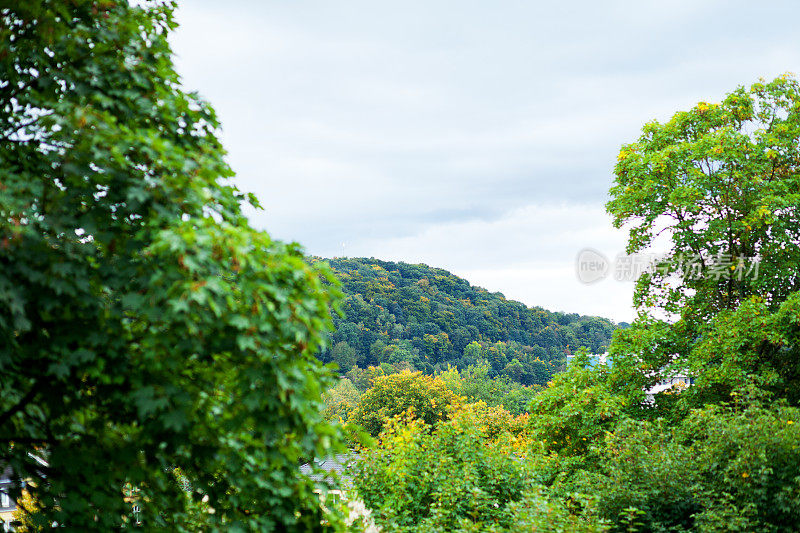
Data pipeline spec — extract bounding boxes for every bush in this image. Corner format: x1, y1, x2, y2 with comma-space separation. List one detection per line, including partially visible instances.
684, 402, 800, 532
355, 407, 529, 532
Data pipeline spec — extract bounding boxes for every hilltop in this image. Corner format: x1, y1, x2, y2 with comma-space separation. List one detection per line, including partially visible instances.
314, 257, 619, 386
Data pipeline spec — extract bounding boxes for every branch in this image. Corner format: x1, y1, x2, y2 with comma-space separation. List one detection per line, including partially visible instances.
674, 209, 706, 266
0, 381, 42, 429
0, 111, 53, 143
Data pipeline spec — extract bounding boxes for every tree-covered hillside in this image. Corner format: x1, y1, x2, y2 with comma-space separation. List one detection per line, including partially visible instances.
314, 257, 618, 386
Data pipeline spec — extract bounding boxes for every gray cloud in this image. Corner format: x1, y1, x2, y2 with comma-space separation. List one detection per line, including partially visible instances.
170, 0, 800, 321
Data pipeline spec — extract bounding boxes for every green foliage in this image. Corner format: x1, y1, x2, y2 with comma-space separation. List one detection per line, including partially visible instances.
608, 74, 800, 318
350, 371, 459, 437
316, 257, 617, 384
581, 418, 699, 532
602, 74, 800, 415
498, 491, 610, 533
1, 2, 342, 530
330, 341, 358, 372
322, 378, 361, 422
683, 402, 800, 532
678, 292, 800, 410
559, 403, 800, 533
345, 365, 391, 392
518, 75, 800, 533
356, 404, 608, 533
437, 361, 539, 416
354, 408, 529, 532
528, 354, 631, 466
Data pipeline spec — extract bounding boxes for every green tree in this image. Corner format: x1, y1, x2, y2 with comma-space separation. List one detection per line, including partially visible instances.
527, 352, 630, 475
422, 332, 451, 364
565, 401, 800, 532
463, 341, 483, 362
675, 292, 800, 411
578, 418, 699, 532
606, 75, 800, 413
350, 370, 458, 437
526, 75, 800, 531
382, 340, 417, 367
683, 402, 800, 531
330, 340, 357, 373
608, 74, 800, 319
322, 378, 361, 422
438, 361, 538, 416
439, 362, 495, 404
345, 365, 388, 392
1, 2, 342, 530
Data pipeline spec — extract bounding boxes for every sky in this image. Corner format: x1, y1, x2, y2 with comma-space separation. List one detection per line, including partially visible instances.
169, 0, 800, 323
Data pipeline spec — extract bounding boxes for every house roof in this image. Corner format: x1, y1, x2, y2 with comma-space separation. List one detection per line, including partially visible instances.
299, 453, 360, 487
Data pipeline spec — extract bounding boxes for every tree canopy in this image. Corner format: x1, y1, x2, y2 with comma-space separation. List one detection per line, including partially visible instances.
349, 370, 458, 437
1, 1, 342, 530
608, 75, 800, 319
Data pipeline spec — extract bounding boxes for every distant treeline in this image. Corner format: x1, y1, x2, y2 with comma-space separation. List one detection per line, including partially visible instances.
314, 257, 621, 386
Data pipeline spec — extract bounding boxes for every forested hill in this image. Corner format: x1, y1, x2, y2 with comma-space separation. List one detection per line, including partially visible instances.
313, 257, 619, 386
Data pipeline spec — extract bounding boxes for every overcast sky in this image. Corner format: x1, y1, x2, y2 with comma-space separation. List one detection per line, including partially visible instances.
170, 0, 800, 322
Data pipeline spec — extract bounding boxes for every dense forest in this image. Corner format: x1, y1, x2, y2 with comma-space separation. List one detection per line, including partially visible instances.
314, 257, 619, 386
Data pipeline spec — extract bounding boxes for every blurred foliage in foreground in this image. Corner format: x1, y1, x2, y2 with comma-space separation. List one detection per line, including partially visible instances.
1, 1, 344, 530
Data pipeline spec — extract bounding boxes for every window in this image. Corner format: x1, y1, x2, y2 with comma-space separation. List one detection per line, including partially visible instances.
0, 487, 11, 509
